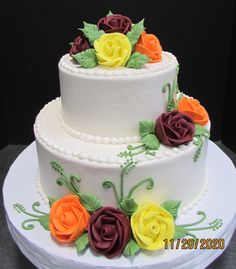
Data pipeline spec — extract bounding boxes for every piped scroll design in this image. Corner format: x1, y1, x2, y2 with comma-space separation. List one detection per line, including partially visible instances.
103, 159, 154, 216
162, 65, 179, 112
12, 160, 223, 258
174, 211, 223, 240
50, 161, 102, 212
13, 202, 49, 231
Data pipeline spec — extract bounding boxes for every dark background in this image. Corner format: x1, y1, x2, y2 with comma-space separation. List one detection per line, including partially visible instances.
0, 0, 235, 151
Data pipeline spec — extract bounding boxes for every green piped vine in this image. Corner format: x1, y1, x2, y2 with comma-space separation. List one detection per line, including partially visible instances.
103, 159, 154, 216
118, 65, 184, 161
13, 202, 49, 231
50, 161, 102, 212
12, 160, 223, 257
118, 144, 156, 159
174, 211, 223, 240
162, 65, 179, 112
160, 65, 210, 162
193, 124, 210, 162
118, 120, 159, 159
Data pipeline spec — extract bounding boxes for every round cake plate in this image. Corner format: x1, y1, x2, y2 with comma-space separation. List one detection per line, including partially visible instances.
3, 141, 236, 269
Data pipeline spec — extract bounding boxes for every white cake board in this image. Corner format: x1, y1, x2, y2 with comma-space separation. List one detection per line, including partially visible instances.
3, 141, 236, 269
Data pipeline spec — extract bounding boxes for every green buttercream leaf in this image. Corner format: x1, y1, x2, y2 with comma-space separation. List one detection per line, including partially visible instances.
107, 10, 113, 16
126, 19, 145, 49
75, 233, 89, 252
79, 193, 102, 212
118, 197, 138, 216
142, 134, 160, 150
38, 214, 50, 231
126, 52, 150, 69
123, 238, 140, 256
161, 200, 181, 220
73, 49, 98, 69
194, 124, 210, 138
168, 102, 178, 112
139, 120, 155, 138
48, 197, 57, 207
174, 225, 188, 240
79, 21, 105, 45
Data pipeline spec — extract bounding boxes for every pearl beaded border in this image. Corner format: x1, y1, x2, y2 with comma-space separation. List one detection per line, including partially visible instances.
34, 98, 197, 165
58, 111, 141, 145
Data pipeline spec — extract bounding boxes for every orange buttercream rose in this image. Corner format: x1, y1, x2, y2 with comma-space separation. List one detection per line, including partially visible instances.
177, 97, 209, 126
49, 195, 90, 243
135, 31, 162, 63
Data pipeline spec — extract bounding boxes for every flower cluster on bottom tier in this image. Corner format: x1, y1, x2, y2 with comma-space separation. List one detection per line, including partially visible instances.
13, 161, 223, 259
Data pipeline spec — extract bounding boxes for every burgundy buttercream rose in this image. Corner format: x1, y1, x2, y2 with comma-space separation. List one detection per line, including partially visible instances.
97, 14, 132, 34
88, 206, 131, 258
69, 32, 91, 56
155, 110, 195, 147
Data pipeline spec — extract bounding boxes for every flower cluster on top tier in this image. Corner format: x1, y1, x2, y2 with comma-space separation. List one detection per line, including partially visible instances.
69, 11, 162, 69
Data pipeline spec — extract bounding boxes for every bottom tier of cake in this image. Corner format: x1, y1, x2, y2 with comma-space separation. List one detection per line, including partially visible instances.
3, 141, 236, 269
34, 98, 208, 213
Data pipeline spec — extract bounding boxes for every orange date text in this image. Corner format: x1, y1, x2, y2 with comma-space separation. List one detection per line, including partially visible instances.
163, 238, 225, 250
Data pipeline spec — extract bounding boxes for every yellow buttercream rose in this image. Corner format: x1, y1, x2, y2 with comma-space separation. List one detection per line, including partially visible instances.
94, 33, 131, 67
131, 203, 175, 250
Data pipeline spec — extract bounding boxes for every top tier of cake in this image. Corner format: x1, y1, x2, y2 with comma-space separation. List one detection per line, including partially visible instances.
59, 51, 178, 141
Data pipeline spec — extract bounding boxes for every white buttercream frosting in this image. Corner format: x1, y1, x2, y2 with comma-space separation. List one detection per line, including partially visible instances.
34, 98, 195, 164
4, 139, 236, 269
34, 98, 208, 210
59, 52, 178, 138
58, 111, 141, 145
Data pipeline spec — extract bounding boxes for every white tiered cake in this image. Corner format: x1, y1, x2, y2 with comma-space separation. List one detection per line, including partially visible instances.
35, 51, 208, 212
7, 13, 231, 268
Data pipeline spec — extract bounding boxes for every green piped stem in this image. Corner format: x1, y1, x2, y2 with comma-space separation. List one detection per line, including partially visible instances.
187, 220, 222, 231
162, 82, 171, 100
186, 232, 197, 240
162, 68, 179, 112
51, 161, 81, 195
179, 211, 206, 227
193, 136, 203, 162
32, 202, 47, 215
146, 149, 156, 156
119, 145, 147, 158
102, 180, 119, 203
127, 144, 144, 151
56, 178, 77, 195
130, 147, 147, 157
162, 82, 176, 111
127, 177, 154, 198
13, 204, 40, 218
22, 219, 39, 230
59, 169, 71, 185
187, 226, 216, 231
69, 175, 81, 194
120, 162, 134, 199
